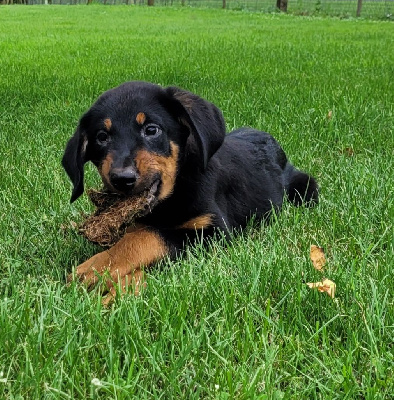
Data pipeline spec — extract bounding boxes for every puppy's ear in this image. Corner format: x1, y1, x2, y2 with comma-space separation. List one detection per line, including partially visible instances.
61, 125, 88, 203
165, 87, 226, 169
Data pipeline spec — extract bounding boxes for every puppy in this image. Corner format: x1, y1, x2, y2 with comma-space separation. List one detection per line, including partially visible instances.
62, 81, 318, 300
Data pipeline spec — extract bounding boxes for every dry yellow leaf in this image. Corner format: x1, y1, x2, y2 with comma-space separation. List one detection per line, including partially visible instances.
306, 279, 336, 298
310, 245, 326, 271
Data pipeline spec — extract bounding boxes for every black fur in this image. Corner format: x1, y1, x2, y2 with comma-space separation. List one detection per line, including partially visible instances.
63, 81, 318, 256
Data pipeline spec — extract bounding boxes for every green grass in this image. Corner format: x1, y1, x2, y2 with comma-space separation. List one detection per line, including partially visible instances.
28, 1, 394, 20
0, 5, 393, 399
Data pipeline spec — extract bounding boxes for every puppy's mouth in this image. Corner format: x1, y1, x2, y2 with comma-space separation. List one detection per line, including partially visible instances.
104, 175, 162, 213
145, 178, 161, 203
125, 177, 159, 216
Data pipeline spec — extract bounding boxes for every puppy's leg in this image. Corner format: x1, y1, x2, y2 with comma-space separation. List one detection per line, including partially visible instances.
102, 269, 146, 306
68, 227, 169, 289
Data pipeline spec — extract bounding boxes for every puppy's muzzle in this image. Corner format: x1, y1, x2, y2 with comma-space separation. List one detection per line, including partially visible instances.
110, 168, 138, 193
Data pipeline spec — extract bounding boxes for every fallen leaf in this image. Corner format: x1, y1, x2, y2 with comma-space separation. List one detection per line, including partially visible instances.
310, 245, 326, 271
307, 279, 336, 298
343, 147, 354, 157
327, 110, 333, 120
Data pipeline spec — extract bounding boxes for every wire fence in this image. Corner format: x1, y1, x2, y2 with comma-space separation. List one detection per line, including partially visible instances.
2, 0, 393, 20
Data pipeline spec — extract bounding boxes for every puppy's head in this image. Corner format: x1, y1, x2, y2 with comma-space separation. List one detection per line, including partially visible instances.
62, 81, 226, 203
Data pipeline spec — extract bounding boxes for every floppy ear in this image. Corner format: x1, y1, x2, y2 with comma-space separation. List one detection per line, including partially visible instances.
165, 87, 226, 169
61, 125, 88, 203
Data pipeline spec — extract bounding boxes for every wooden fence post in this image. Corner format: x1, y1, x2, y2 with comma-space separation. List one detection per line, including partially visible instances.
276, 0, 288, 12
356, 0, 363, 17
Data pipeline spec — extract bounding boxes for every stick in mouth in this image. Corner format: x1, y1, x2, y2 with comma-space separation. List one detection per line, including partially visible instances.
79, 182, 161, 247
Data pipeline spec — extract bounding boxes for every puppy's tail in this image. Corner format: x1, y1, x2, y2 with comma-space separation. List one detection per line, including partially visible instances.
284, 163, 319, 207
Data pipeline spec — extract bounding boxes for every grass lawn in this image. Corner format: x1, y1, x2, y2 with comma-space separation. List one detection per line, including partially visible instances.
0, 5, 393, 399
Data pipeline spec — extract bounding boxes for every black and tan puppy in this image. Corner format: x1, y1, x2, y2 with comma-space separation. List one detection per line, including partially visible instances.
62, 81, 318, 299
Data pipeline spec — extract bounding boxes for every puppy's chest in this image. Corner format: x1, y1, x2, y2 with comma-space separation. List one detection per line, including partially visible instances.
137, 191, 207, 229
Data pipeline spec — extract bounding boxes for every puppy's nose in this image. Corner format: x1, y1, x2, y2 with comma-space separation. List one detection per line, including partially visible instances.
110, 168, 138, 192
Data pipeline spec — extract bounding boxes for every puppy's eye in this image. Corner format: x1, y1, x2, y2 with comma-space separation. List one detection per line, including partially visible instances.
143, 124, 162, 137
97, 131, 109, 143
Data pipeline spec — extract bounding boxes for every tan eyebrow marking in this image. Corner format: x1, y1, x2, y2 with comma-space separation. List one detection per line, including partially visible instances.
104, 118, 112, 131
136, 112, 146, 125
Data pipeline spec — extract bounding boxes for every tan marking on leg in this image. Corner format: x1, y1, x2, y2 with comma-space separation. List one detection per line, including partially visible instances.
67, 250, 111, 288
107, 229, 167, 272
135, 142, 179, 201
136, 112, 146, 125
178, 214, 213, 230
69, 228, 167, 292
103, 118, 112, 131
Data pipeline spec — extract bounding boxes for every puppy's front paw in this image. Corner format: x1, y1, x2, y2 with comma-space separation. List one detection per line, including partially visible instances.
67, 251, 111, 288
